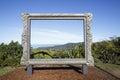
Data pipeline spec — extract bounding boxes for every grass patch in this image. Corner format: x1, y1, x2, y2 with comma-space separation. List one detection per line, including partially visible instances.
0, 66, 16, 77
95, 62, 120, 78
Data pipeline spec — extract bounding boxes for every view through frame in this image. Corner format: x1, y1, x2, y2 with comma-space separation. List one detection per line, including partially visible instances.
20, 13, 94, 67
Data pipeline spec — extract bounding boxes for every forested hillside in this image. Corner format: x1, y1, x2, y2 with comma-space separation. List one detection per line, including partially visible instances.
0, 37, 120, 67
32, 42, 84, 58
0, 41, 22, 67
37, 43, 80, 50
92, 37, 120, 64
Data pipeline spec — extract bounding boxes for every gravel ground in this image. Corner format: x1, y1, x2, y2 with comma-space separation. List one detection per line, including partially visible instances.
0, 66, 119, 80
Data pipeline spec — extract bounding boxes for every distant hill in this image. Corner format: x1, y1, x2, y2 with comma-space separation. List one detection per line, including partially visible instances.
31, 44, 57, 48
37, 42, 82, 50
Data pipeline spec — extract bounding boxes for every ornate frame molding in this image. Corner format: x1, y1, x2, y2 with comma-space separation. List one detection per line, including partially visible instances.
21, 13, 94, 66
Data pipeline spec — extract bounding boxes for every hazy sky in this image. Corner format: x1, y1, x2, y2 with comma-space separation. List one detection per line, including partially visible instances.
0, 0, 120, 44
31, 20, 83, 44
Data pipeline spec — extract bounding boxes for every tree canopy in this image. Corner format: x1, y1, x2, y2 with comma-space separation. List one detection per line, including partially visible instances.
0, 37, 120, 67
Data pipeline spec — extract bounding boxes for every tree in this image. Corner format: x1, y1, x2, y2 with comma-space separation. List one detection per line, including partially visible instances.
0, 41, 22, 67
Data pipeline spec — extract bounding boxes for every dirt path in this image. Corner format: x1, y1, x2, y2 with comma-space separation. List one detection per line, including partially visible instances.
0, 66, 119, 80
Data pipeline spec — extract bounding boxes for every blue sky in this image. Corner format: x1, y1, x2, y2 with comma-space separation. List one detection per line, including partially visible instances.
31, 20, 83, 44
0, 0, 120, 45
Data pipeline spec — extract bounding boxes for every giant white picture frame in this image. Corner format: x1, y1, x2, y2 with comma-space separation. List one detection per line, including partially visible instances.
21, 13, 94, 67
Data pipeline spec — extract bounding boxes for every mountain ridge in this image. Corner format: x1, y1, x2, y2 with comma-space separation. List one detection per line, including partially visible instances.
37, 42, 82, 50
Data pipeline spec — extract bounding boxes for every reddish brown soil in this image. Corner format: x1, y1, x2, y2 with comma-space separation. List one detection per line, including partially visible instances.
0, 66, 119, 80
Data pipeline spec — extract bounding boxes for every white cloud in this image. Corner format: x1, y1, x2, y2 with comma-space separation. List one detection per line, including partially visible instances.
31, 29, 83, 44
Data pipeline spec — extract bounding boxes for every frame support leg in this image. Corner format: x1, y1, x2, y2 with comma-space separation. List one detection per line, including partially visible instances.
82, 64, 88, 74
27, 65, 33, 75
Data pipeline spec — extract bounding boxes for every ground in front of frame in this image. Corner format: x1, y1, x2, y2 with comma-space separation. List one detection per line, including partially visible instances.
0, 65, 119, 80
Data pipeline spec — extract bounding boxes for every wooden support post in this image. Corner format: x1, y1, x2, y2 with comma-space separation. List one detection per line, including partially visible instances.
82, 64, 88, 74
27, 65, 33, 75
